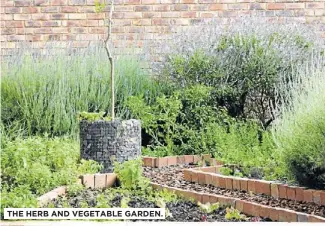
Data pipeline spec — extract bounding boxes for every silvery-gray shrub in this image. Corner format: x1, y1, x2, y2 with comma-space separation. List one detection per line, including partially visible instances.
147, 17, 325, 129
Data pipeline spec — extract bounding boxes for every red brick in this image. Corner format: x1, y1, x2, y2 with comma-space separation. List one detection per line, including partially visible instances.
51, 0, 67, 5
191, 171, 198, 183
320, 191, 325, 205
286, 3, 304, 9
202, 194, 212, 204
205, 173, 213, 185
42, 21, 60, 27
70, 0, 86, 4
309, 215, 325, 222
61, 6, 78, 12
184, 155, 194, 164
35, 0, 49, 5
143, 157, 155, 167
197, 172, 206, 185
304, 189, 313, 203
106, 173, 116, 187
193, 192, 203, 203
218, 196, 236, 207
255, 180, 271, 196
179, 190, 195, 201
243, 201, 257, 216
279, 184, 287, 199
201, 167, 215, 173
167, 156, 177, 166
14, 0, 31, 6
87, 13, 105, 19
94, 174, 106, 189
271, 183, 280, 199
269, 207, 280, 221
193, 155, 201, 164
217, 175, 226, 188
25, 21, 42, 27
225, 176, 233, 190
82, 174, 94, 188
247, 180, 256, 193
52, 13, 68, 19
6, 21, 23, 28
41, 6, 59, 13
209, 194, 219, 204
183, 169, 192, 181
177, 155, 185, 164
259, 205, 272, 218
295, 187, 305, 202
22, 7, 39, 13
267, 3, 285, 10
235, 199, 245, 212
278, 209, 297, 222
307, 3, 324, 9
239, 178, 248, 191
233, 178, 241, 191
286, 186, 296, 200
313, 190, 321, 204
155, 157, 168, 168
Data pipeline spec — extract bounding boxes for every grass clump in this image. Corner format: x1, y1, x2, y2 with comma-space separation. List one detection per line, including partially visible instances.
272, 59, 325, 189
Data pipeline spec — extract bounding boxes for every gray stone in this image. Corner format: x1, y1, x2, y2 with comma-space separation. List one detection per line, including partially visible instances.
80, 119, 141, 173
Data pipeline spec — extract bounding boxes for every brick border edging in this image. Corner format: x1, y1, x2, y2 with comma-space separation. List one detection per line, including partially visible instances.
183, 167, 325, 207
142, 154, 223, 168
149, 182, 325, 222
37, 173, 117, 207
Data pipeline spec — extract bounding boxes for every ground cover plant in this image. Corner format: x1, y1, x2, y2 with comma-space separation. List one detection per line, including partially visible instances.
0, 135, 102, 218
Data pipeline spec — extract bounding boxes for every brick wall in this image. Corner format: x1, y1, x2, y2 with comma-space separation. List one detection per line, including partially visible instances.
1, 0, 324, 55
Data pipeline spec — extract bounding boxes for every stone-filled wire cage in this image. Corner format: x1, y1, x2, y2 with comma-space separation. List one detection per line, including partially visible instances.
80, 119, 141, 173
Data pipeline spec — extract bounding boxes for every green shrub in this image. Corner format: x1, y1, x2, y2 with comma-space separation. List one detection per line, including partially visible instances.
1, 46, 170, 138
114, 158, 149, 191
160, 22, 324, 129
272, 62, 325, 189
1, 136, 102, 216
127, 85, 278, 175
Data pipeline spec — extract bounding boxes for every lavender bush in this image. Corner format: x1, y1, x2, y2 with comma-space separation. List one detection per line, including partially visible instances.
148, 17, 325, 129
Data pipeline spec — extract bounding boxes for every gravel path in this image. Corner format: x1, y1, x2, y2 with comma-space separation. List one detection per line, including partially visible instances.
143, 164, 325, 218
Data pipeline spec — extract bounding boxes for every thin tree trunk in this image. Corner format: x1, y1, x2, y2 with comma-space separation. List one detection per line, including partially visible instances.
104, 0, 115, 120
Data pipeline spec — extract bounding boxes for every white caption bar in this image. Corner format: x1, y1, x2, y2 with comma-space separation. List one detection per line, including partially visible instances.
4, 208, 165, 220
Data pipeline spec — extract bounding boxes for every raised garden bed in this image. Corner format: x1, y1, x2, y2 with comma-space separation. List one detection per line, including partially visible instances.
38, 172, 261, 222
143, 163, 325, 222
33, 154, 325, 223
183, 165, 325, 206
46, 187, 260, 222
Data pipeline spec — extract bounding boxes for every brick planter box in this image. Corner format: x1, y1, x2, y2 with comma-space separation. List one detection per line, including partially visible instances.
37, 173, 117, 207
142, 154, 223, 168
183, 167, 325, 207
34, 155, 325, 223
149, 182, 325, 222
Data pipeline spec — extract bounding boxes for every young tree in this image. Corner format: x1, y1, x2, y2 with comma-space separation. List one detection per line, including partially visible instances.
95, 0, 115, 120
